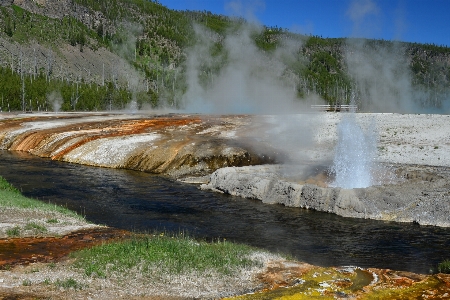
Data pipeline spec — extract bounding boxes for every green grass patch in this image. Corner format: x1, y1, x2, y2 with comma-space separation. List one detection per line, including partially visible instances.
55, 278, 84, 290
0, 176, 83, 220
24, 222, 48, 234
71, 233, 261, 279
438, 259, 450, 274
22, 279, 32, 286
48, 262, 57, 270
6, 226, 20, 237
0, 177, 19, 192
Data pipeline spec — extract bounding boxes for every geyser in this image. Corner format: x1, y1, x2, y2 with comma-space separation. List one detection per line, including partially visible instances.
331, 113, 377, 189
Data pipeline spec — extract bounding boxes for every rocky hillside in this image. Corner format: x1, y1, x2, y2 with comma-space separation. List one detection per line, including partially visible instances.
0, 0, 449, 112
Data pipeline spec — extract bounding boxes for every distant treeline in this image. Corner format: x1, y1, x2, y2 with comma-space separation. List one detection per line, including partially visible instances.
0, 0, 449, 111
0, 66, 160, 112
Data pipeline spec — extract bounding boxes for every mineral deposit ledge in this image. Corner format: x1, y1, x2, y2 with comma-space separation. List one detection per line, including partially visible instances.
1, 112, 449, 227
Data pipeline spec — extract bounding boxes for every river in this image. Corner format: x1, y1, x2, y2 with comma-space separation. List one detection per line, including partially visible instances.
1, 150, 449, 274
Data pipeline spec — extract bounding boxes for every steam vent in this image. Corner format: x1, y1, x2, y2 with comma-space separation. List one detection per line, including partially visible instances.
1, 112, 450, 227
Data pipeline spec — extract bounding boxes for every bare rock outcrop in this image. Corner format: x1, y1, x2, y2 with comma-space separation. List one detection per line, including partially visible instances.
201, 165, 450, 227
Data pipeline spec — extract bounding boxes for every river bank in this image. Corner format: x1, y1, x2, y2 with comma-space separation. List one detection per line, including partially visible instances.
0, 177, 280, 299
1, 112, 449, 226
200, 163, 450, 226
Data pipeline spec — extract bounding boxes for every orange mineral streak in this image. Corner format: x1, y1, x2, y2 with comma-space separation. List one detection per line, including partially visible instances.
353, 269, 450, 299
9, 131, 49, 152
50, 135, 98, 160
0, 227, 130, 269
437, 273, 450, 288
368, 269, 427, 287
0, 118, 39, 143
2, 114, 270, 176
256, 261, 315, 291
6, 116, 202, 160
63, 117, 200, 161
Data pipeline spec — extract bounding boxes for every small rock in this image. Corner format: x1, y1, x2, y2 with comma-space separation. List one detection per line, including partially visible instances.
319, 282, 331, 287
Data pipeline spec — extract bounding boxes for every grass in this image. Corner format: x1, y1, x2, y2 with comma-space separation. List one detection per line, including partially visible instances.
5, 221, 49, 237
48, 262, 57, 270
55, 278, 84, 290
0, 175, 275, 291
71, 232, 262, 279
0, 176, 83, 220
438, 259, 450, 274
22, 279, 32, 286
6, 226, 20, 237
24, 222, 48, 234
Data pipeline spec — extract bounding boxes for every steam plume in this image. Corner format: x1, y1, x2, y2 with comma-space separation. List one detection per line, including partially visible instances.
47, 90, 63, 112
181, 22, 312, 114
345, 39, 419, 113
181, 21, 330, 182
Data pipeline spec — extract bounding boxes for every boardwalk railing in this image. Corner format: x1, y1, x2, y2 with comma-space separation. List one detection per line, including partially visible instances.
310, 104, 358, 112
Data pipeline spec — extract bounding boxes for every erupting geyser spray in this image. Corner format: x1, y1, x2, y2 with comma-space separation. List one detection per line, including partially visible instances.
331, 113, 377, 189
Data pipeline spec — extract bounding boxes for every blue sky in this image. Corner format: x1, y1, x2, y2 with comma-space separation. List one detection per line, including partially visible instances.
158, 0, 450, 47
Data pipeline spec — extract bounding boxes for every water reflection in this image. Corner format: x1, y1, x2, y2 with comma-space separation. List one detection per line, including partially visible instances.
1, 150, 449, 274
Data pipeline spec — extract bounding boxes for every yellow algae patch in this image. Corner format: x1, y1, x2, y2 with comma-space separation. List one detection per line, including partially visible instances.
225, 266, 450, 300
361, 273, 450, 300
225, 266, 373, 300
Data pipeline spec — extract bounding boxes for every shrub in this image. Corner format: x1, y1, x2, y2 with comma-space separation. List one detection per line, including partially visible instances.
438, 259, 450, 274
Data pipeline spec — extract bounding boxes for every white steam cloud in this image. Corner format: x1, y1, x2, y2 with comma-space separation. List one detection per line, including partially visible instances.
225, 0, 265, 24
346, 38, 450, 114
344, 0, 437, 113
345, 0, 408, 112
346, 0, 380, 38
347, 0, 379, 24
181, 22, 312, 114
345, 40, 420, 113
181, 12, 325, 178
47, 90, 62, 112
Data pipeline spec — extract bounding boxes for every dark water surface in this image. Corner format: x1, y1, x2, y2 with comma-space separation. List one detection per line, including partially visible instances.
1, 150, 449, 274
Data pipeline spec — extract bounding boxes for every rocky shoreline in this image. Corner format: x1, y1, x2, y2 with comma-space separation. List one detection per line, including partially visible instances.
200, 163, 450, 227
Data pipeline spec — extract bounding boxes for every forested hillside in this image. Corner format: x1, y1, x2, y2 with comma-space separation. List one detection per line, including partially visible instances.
0, 0, 449, 112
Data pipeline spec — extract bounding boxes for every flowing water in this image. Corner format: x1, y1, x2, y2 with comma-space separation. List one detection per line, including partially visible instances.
1, 150, 450, 274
